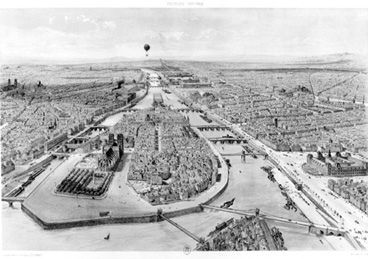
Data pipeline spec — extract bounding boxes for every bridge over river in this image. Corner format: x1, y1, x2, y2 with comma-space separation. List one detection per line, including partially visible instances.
200, 204, 347, 237
155, 203, 353, 251
196, 125, 231, 131
208, 137, 247, 144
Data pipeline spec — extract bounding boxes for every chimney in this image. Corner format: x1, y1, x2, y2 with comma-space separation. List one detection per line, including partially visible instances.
8, 79, 11, 86
14, 79, 17, 87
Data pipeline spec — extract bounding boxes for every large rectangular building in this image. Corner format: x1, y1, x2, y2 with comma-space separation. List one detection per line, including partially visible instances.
305, 152, 368, 177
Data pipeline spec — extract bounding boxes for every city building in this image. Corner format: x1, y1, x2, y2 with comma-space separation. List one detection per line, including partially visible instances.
1, 160, 15, 175
1, 79, 17, 92
304, 152, 368, 177
98, 133, 124, 171
328, 178, 368, 214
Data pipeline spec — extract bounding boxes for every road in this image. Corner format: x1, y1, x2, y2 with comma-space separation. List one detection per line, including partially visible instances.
205, 110, 368, 249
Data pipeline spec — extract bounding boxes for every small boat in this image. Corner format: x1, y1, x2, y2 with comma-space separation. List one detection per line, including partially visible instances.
220, 198, 235, 209
104, 233, 110, 240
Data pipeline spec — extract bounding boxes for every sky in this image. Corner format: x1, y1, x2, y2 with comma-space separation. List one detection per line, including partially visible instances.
0, 8, 367, 62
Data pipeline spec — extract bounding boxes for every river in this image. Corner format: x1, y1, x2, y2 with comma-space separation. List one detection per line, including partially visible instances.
2, 149, 339, 250
2, 87, 350, 251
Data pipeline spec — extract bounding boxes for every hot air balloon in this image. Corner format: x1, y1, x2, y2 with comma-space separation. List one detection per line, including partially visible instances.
144, 44, 150, 56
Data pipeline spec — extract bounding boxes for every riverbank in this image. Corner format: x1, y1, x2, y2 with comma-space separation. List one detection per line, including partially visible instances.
21, 168, 229, 230
21, 117, 230, 230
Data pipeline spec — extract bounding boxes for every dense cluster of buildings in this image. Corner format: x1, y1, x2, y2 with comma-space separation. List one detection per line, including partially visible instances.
1, 101, 91, 165
162, 71, 193, 85
112, 107, 218, 205
0, 79, 18, 92
0, 98, 24, 126
197, 216, 273, 251
160, 70, 212, 89
0, 65, 143, 166
1, 160, 15, 175
178, 78, 212, 89
328, 178, 368, 214
312, 72, 367, 103
168, 62, 367, 155
303, 151, 368, 177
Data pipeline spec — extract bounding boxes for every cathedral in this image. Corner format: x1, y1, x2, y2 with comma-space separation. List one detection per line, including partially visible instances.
98, 133, 124, 171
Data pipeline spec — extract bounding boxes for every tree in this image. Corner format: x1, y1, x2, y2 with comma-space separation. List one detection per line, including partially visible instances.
199, 237, 205, 244
157, 208, 163, 216
189, 91, 201, 102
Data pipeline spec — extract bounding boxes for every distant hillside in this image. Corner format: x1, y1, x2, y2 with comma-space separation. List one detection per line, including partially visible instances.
289, 53, 368, 70
2, 53, 366, 71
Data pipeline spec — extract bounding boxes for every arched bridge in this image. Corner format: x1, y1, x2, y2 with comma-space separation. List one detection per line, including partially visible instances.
220, 152, 267, 157
196, 125, 231, 131
209, 137, 247, 144
89, 125, 109, 132
176, 108, 203, 113
68, 137, 89, 145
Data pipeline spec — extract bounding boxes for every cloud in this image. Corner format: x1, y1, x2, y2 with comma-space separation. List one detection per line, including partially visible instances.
48, 17, 55, 25
0, 26, 117, 60
287, 37, 324, 47
160, 31, 187, 41
185, 17, 201, 23
1, 9, 367, 61
102, 21, 117, 30
77, 15, 91, 23
302, 37, 324, 46
196, 28, 219, 40
76, 14, 117, 31
145, 31, 189, 42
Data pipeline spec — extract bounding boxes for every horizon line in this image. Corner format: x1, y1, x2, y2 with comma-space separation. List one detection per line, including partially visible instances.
1, 52, 366, 66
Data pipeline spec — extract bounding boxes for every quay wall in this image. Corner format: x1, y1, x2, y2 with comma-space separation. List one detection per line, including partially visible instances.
203, 173, 229, 206
21, 158, 229, 230
205, 113, 226, 126
21, 164, 229, 230
92, 87, 148, 126
266, 155, 336, 223
301, 188, 337, 225
12, 155, 54, 180
20, 85, 230, 230
22, 203, 159, 230
93, 108, 127, 126
163, 206, 202, 218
